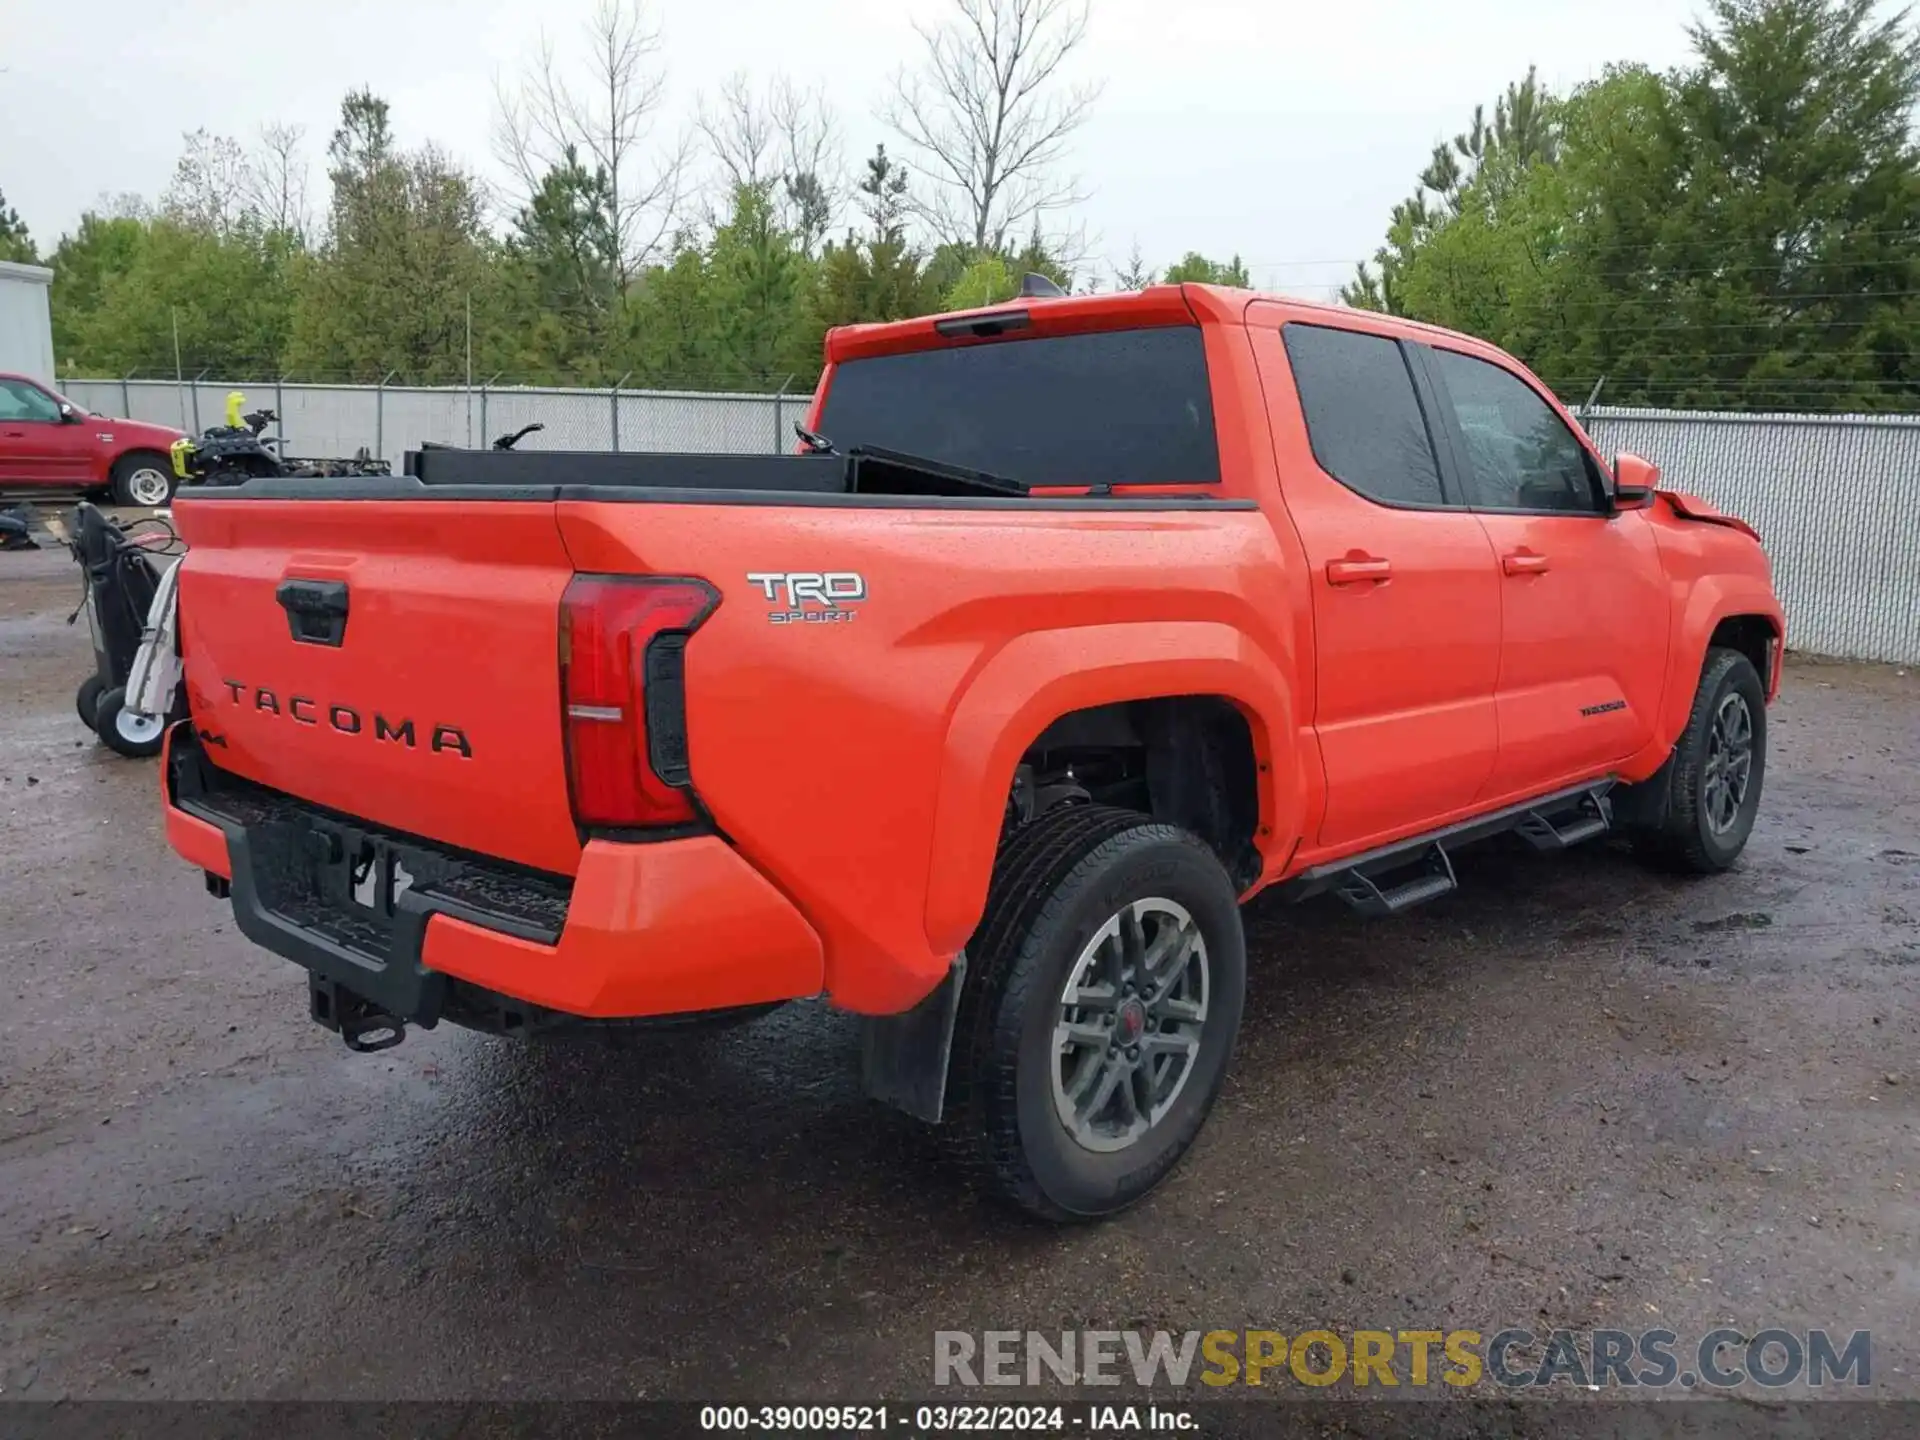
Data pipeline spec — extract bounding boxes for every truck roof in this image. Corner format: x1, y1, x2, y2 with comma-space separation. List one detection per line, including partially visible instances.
821, 283, 1504, 366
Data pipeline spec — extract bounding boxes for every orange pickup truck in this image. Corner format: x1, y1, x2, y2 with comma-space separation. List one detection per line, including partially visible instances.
159, 284, 1783, 1221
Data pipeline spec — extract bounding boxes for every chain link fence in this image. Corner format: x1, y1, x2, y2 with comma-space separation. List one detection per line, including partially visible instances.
1583, 407, 1920, 667
52, 378, 1920, 666
58, 377, 813, 465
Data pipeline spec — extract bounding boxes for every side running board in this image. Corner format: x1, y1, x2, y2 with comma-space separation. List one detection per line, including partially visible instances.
1514, 789, 1613, 852
1333, 842, 1458, 918
1282, 780, 1618, 917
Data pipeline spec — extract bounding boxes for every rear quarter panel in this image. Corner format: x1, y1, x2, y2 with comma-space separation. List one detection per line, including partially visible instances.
559, 498, 1300, 1014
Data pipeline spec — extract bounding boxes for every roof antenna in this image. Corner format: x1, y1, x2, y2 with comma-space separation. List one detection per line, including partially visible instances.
1017, 272, 1066, 299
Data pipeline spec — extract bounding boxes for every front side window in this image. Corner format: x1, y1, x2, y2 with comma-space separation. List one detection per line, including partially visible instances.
1427, 348, 1602, 514
0, 379, 61, 423
1281, 323, 1444, 507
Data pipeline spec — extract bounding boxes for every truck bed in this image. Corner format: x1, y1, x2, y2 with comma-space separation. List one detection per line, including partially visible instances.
398, 445, 1039, 499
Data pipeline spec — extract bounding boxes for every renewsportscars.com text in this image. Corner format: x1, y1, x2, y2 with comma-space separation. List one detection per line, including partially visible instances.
933, 1327, 1871, 1390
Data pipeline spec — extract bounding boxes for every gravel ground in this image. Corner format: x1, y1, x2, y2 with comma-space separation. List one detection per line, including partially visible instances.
2, 532, 1917, 1415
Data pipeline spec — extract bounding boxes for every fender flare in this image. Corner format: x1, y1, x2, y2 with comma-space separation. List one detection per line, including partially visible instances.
1628, 576, 1784, 779
920, 620, 1300, 957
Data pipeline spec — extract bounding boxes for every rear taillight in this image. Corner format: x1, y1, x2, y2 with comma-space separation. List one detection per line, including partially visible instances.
559, 575, 718, 830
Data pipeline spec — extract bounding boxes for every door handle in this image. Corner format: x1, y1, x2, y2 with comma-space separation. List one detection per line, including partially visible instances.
1502, 549, 1550, 576
1326, 554, 1392, 585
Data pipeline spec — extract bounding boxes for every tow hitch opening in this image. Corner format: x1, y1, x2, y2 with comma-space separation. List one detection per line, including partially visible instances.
310, 976, 407, 1053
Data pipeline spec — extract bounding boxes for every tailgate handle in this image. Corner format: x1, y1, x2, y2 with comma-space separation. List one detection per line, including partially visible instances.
277, 578, 350, 647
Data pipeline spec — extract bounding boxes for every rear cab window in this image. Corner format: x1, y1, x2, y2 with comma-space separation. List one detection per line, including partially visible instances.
1281, 323, 1445, 507
816, 326, 1220, 488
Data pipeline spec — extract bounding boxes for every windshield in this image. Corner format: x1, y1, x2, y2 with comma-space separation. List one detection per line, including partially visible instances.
816, 325, 1220, 487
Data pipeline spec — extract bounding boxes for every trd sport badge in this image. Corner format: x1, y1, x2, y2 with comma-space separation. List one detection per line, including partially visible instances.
746, 572, 867, 625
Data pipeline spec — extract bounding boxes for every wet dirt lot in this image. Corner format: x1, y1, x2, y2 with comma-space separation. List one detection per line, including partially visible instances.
3, 533, 1918, 1414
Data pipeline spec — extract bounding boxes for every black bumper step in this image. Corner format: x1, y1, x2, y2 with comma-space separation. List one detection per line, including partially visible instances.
167, 728, 573, 1029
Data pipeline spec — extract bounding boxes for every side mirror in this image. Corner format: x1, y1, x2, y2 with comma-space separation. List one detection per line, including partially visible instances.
58, 401, 78, 423
1610, 451, 1660, 512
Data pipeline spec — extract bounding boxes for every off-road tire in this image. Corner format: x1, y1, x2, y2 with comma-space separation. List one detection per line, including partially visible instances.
942, 804, 1247, 1222
76, 674, 106, 728
1628, 646, 1767, 874
93, 685, 167, 758
109, 451, 176, 509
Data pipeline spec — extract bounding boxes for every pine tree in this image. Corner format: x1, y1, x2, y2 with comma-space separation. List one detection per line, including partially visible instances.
0, 188, 35, 264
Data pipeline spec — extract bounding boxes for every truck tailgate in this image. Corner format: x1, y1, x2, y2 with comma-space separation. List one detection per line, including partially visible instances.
172, 498, 583, 876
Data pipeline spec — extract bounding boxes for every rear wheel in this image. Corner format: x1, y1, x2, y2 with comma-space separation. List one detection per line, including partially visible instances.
1628, 646, 1767, 874
110, 451, 175, 509
93, 685, 166, 758
943, 805, 1247, 1222
75, 674, 106, 728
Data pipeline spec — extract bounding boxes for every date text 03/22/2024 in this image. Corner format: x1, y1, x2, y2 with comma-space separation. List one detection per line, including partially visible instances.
698, 1405, 1194, 1433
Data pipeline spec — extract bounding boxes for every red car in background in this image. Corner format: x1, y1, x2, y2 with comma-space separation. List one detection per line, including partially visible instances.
0, 372, 185, 508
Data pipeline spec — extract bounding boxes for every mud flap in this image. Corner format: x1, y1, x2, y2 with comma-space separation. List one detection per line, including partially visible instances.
860, 952, 967, 1123
1613, 754, 1676, 830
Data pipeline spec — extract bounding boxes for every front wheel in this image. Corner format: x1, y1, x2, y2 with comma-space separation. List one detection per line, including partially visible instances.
94, 686, 167, 758
943, 805, 1247, 1222
110, 451, 176, 509
1628, 646, 1767, 874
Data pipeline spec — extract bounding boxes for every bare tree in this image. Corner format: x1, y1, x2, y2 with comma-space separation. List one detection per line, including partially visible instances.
245, 123, 311, 240
700, 72, 778, 198
493, 0, 689, 287
698, 72, 845, 252
162, 130, 251, 236
768, 76, 844, 251
91, 192, 152, 222
882, 0, 1101, 254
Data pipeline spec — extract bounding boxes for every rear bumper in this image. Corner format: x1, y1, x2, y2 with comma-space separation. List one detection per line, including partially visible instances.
161, 723, 824, 1026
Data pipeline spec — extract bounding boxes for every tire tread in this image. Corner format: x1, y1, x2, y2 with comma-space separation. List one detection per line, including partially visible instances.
944, 805, 1240, 1221
1629, 646, 1764, 874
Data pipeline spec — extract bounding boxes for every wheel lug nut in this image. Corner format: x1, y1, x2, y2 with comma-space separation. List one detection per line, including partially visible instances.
1126, 1045, 1140, 1060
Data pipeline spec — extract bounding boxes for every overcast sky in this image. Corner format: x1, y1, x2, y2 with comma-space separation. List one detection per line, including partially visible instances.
2, 0, 1709, 296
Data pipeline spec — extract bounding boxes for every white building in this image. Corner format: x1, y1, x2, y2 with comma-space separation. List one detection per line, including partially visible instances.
0, 260, 56, 384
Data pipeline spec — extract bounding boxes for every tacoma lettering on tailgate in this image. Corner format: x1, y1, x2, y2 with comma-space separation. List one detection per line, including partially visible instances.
219, 680, 473, 757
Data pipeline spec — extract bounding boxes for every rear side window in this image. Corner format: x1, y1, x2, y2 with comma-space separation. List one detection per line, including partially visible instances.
816, 326, 1219, 487
1427, 348, 1603, 514
1282, 324, 1444, 507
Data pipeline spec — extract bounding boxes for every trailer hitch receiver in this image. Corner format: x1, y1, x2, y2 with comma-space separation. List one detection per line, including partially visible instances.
310, 975, 407, 1053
